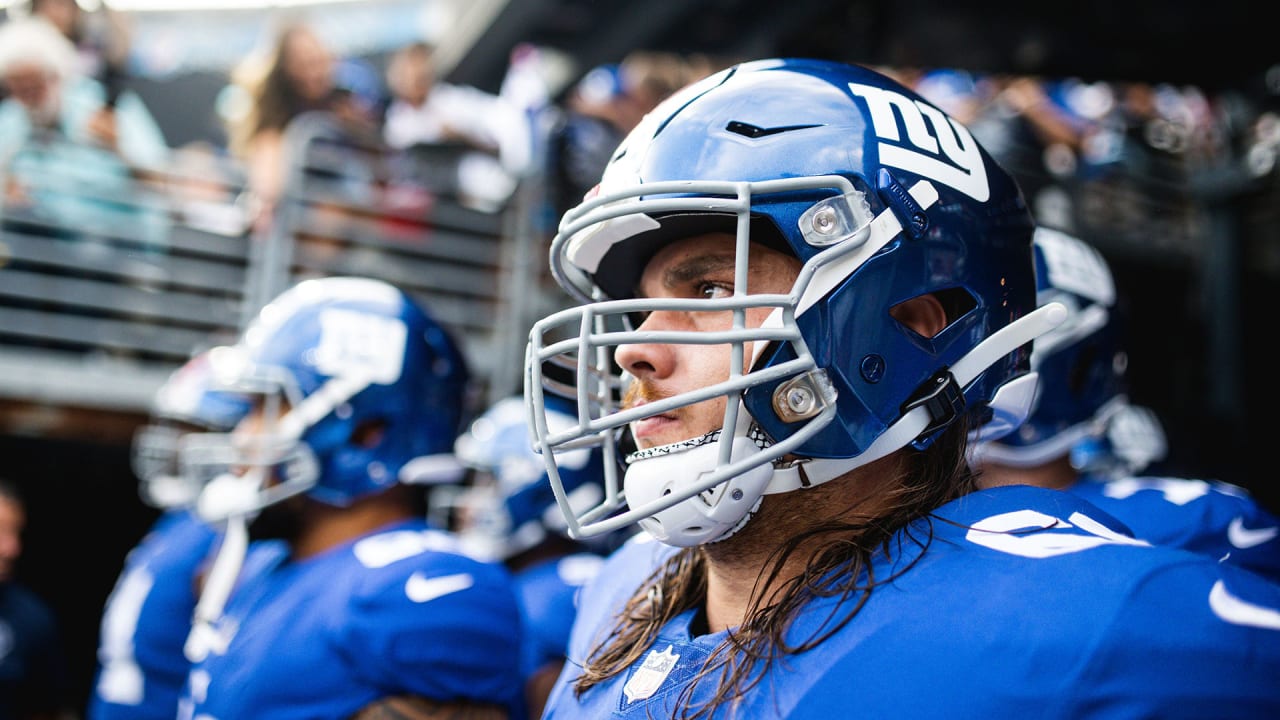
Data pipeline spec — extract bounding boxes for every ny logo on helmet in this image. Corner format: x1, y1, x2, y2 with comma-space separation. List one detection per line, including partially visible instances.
848, 83, 990, 202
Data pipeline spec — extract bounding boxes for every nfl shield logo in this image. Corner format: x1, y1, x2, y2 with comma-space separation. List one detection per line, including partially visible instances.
623, 644, 681, 703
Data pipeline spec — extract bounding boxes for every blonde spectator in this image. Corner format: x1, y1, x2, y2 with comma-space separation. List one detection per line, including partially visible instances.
225, 20, 337, 229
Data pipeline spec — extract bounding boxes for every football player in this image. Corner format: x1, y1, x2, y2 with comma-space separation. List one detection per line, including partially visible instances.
523, 58, 1280, 717
447, 393, 625, 717
89, 346, 257, 720
176, 276, 524, 719
974, 226, 1280, 580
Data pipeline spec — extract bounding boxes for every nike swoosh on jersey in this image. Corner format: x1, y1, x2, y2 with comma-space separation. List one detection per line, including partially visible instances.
1227, 517, 1279, 549
1209, 580, 1280, 630
405, 571, 474, 603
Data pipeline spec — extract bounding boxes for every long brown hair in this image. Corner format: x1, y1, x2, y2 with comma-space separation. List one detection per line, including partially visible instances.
572, 416, 977, 718
228, 21, 331, 159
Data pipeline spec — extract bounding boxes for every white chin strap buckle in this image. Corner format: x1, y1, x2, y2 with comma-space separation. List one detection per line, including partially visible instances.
196, 473, 262, 523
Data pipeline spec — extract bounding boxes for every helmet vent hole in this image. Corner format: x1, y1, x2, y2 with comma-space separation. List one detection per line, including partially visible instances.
724, 121, 819, 138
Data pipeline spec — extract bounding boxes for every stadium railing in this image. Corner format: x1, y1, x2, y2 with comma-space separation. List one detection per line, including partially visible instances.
0, 110, 548, 437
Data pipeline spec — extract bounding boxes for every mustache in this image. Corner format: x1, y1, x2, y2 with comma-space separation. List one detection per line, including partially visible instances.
621, 380, 669, 410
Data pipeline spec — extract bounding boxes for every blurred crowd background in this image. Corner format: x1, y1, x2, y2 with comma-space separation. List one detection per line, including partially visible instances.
0, 0, 1275, 712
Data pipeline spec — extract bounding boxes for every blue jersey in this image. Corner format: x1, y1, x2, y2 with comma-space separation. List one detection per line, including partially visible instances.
88, 508, 218, 720
513, 551, 604, 677
545, 486, 1280, 719
1068, 474, 1280, 581
178, 518, 525, 719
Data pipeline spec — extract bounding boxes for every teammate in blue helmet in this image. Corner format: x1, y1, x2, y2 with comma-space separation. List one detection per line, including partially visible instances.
176, 276, 525, 719
449, 393, 622, 561
89, 346, 253, 720
976, 226, 1280, 581
523, 58, 1280, 718
449, 392, 623, 717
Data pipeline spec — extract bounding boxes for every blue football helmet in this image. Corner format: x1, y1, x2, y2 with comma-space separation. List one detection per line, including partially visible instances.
1069, 403, 1168, 478
132, 347, 251, 509
442, 394, 608, 560
524, 58, 1065, 546
975, 226, 1167, 474
185, 276, 470, 521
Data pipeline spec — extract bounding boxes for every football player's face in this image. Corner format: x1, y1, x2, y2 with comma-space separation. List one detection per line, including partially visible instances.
232, 398, 309, 541
229, 395, 290, 482
615, 232, 800, 450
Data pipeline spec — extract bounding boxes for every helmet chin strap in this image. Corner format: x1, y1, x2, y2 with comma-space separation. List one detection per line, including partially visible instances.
623, 416, 775, 547
763, 300, 1068, 494
184, 512, 248, 663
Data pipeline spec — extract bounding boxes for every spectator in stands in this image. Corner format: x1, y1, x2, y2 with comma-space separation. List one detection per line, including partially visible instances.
541, 62, 629, 224
914, 71, 1090, 228
30, 0, 132, 99
381, 40, 524, 211
328, 57, 386, 143
383, 40, 503, 154
224, 20, 338, 230
543, 50, 701, 223
0, 14, 170, 247
0, 478, 74, 720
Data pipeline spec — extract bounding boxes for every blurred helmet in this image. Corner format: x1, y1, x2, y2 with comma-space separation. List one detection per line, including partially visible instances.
525, 58, 1062, 546
441, 394, 606, 561
575, 63, 626, 105
186, 277, 469, 521
974, 227, 1164, 473
132, 347, 251, 509
1069, 403, 1168, 478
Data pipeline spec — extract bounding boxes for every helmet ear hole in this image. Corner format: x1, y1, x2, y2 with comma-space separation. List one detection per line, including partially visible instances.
889, 294, 948, 339
889, 287, 978, 339
350, 418, 387, 449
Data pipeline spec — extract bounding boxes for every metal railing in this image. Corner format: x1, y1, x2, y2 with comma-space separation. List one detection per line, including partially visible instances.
0, 111, 547, 425
0, 136, 252, 414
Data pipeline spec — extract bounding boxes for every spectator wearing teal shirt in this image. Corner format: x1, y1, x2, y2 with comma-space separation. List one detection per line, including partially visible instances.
0, 14, 170, 250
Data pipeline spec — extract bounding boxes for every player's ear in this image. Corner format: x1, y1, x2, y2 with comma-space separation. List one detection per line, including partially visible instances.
889, 293, 948, 339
